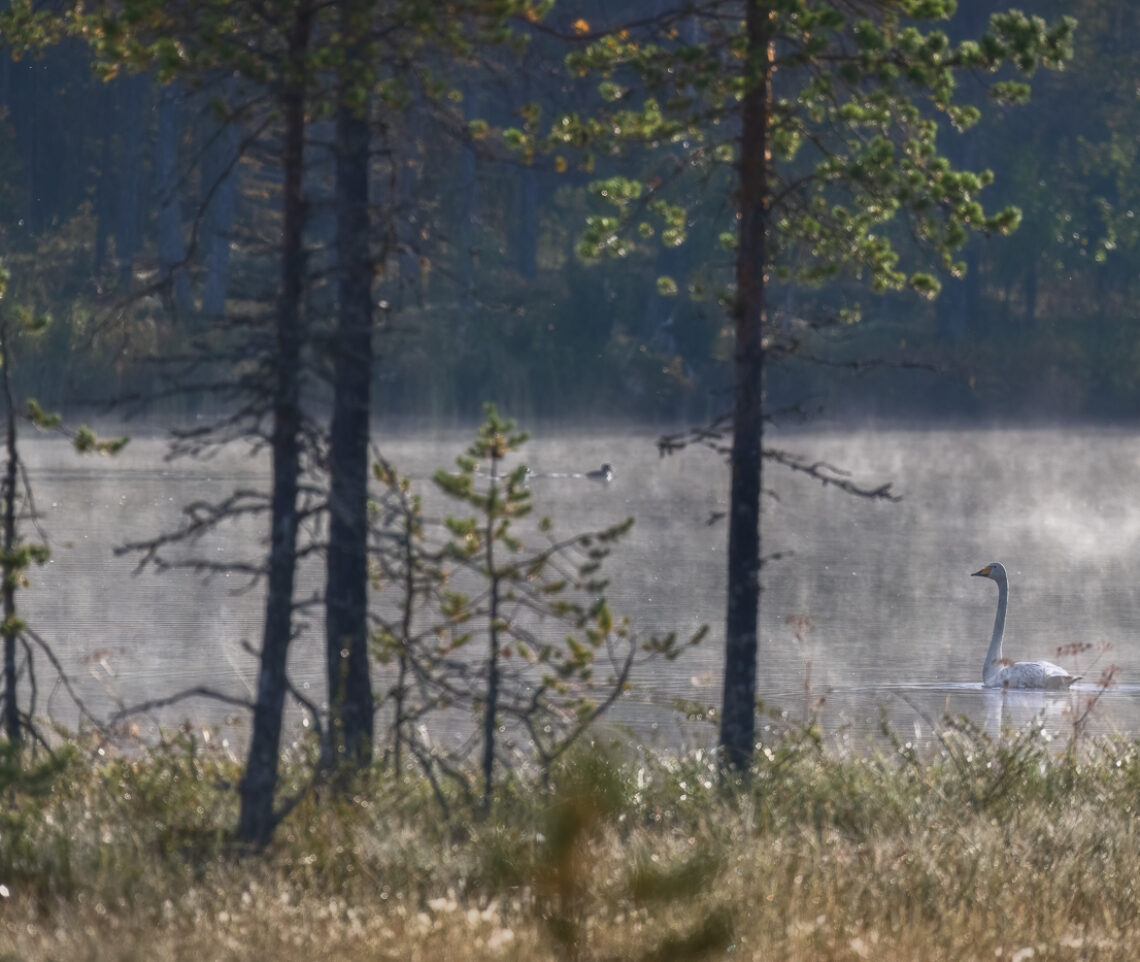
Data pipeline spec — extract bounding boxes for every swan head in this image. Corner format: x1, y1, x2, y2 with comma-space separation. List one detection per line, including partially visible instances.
972, 562, 1007, 582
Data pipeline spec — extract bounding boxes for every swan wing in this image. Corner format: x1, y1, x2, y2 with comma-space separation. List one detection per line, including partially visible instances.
1000, 660, 1080, 690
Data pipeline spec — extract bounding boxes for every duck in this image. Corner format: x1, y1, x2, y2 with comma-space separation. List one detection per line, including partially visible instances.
585, 463, 614, 483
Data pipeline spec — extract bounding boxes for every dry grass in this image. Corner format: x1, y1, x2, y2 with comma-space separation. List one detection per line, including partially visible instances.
4, 719, 1140, 961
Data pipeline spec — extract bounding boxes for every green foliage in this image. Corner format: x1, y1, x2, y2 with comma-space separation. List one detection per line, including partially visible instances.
0, 261, 129, 751
369, 407, 703, 810
385, 405, 646, 803
70, 424, 130, 456
66, 0, 553, 108
555, 2, 1075, 314
0, 0, 1132, 428
23, 399, 59, 430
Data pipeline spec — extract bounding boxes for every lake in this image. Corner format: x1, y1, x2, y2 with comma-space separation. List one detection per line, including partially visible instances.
18, 423, 1140, 754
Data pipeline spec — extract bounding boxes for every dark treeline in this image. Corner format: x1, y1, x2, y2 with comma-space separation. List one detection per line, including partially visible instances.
0, 0, 1130, 423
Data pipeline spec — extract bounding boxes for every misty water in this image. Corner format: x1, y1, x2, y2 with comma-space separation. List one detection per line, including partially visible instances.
20, 424, 1140, 754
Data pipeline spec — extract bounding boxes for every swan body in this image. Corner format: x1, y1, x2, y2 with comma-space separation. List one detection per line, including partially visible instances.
972, 562, 1080, 690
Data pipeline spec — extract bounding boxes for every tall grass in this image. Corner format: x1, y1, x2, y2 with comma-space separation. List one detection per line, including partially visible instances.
4, 717, 1140, 961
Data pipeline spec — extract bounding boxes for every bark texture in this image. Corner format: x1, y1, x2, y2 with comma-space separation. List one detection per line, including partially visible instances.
720, 1, 770, 773
237, 2, 312, 847
202, 77, 240, 318
156, 82, 191, 317
1, 324, 18, 745
325, 0, 375, 769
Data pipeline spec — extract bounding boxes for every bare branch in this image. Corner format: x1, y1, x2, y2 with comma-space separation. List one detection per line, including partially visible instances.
24, 628, 106, 733
108, 686, 255, 727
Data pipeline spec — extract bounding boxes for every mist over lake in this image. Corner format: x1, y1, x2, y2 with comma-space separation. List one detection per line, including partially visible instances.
22, 422, 1140, 749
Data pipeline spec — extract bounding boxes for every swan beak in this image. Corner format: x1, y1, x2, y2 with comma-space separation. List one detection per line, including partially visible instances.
971, 565, 993, 578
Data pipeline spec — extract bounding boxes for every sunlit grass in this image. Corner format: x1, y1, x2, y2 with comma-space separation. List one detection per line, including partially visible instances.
4, 717, 1140, 961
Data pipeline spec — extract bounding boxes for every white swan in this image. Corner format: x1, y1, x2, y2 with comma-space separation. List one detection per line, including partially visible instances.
972, 562, 1080, 690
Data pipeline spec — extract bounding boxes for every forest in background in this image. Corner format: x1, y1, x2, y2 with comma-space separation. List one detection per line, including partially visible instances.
0, 0, 1131, 425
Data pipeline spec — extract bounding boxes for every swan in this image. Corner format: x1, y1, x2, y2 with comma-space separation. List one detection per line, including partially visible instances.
972, 562, 1081, 690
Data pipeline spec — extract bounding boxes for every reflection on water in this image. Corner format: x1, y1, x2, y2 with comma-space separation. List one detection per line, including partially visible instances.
776, 683, 1140, 749
18, 425, 1140, 748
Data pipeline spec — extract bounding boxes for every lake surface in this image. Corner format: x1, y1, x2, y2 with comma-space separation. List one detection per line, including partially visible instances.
18, 423, 1140, 754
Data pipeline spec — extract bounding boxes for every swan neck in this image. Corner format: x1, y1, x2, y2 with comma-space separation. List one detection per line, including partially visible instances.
984, 575, 1008, 684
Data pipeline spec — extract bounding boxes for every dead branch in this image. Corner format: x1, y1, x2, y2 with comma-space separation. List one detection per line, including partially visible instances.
108, 686, 255, 727
24, 627, 107, 733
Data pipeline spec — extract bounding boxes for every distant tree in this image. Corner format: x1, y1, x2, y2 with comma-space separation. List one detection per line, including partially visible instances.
200, 76, 241, 319
368, 457, 438, 779
115, 72, 149, 291
0, 277, 51, 747
155, 80, 191, 317
419, 405, 692, 810
555, 1, 1074, 770
0, 262, 126, 749
975, 0, 1140, 409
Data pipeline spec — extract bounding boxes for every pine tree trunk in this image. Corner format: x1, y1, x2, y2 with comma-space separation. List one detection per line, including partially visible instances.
515, 166, 537, 280
325, 0, 375, 770
1024, 258, 1037, 328
513, 60, 539, 281
481, 460, 500, 812
458, 81, 478, 307
93, 85, 114, 275
156, 82, 191, 318
117, 73, 149, 291
237, 2, 312, 847
720, 2, 770, 773
16, 60, 42, 233
202, 77, 239, 318
394, 108, 423, 309
1, 323, 18, 746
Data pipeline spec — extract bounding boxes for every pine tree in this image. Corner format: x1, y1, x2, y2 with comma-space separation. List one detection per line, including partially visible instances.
555, 0, 1074, 769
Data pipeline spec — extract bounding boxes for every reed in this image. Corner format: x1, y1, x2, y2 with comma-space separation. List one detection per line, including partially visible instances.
3, 717, 1139, 961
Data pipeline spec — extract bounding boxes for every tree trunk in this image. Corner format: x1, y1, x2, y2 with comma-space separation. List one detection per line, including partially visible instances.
394, 108, 423, 309
325, 0, 375, 771
237, 2, 312, 848
156, 82, 191, 318
481, 458, 500, 812
458, 81, 479, 307
202, 76, 240, 318
936, 135, 978, 341
94, 85, 114, 275
515, 165, 537, 281
4, 58, 46, 234
24, 61, 41, 234
720, 2, 770, 773
511, 56, 538, 281
117, 73, 149, 291
1024, 258, 1037, 328
642, 243, 689, 343
1, 323, 18, 746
